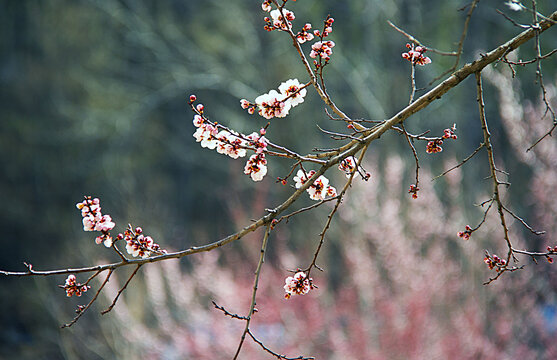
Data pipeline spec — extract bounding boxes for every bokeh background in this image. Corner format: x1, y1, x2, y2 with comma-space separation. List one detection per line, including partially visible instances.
1, 0, 556, 359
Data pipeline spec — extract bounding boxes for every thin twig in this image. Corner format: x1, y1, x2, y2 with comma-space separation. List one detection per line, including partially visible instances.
387, 21, 457, 56
502, 204, 546, 235
306, 144, 370, 277
101, 264, 141, 315
248, 329, 315, 360
432, 142, 485, 180
233, 225, 271, 360
212, 301, 249, 320
429, 0, 480, 85
476, 71, 516, 269
61, 269, 113, 328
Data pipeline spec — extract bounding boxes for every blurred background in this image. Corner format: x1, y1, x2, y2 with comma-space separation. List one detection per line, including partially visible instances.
1, 0, 556, 359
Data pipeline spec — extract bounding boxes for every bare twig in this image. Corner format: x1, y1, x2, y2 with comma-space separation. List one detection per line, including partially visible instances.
233, 225, 271, 360
101, 264, 141, 315
476, 71, 516, 270
502, 204, 546, 235
248, 329, 315, 360
432, 142, 485, 180
212, 301, 249, 320
429, 0, 481, 85
387, 21, 457, 56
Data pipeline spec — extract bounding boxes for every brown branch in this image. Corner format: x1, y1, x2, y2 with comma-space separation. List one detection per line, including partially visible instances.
306, 144, 370, 277
502, 204, 546, 235
61, 269, 113, 328
432, 142, 485, 181
101, 264, 141, 315
387, 21, 457, 56
275, 196, 339, 226
212, 301, 249, 320
248, 329, 314, 360
2, 9, 555, 283
476, 71, 515, 269
429, 0, 481, 85
233, 225, 271, 360
401, 123, 420, 195
306, 9, 557, 160
502, 48, 557, 65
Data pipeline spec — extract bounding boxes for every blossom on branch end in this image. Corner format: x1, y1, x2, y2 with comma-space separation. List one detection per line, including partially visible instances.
261, 0, 271, 12
310, 40, 335, 63
458, 225, 472, 240
61, 274, 90, 297
426, 139, 443, 154
122, 226, 165, 259
505, 1, 524, 11
402, 43, 432, 66
76, 196, 115, 247
408, 184, 419, 199
484, 253, 506, 272
284, 271, 313, 299
244, 154, 268, 181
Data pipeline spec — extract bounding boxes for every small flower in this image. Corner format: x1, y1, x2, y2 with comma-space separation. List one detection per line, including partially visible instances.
293, 169, 315, 189
293, 170, 336, 201
442, 124, 458, 140
310, 40, 335, 62
307, 175, 329, 201
484, 252, 506, 271
296, 23, 314, 44
505, 1, 523, 11
426, 139, 443, 154
284, 271, 313, 299
408, 184, 419, 199
255, 90, 291, 119
189, 94, 197, 103
244, 154, 268, 181
61, 274, 90, 297
402, 43, 432, 66
338, 156, 357, 177
193, 115, 204, 127
261, 0, 272, 12
269, 8, 295, 30
278, 79, 307, 107
95, 215, 115, 232
123, 227, 164, 259
240, 99, 250, 109
457, 225, 472, 240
